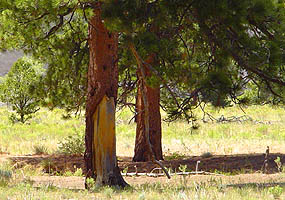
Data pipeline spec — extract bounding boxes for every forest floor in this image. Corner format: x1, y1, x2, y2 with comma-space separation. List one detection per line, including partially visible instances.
1, 152, 284, 189
1, 105, 285, 199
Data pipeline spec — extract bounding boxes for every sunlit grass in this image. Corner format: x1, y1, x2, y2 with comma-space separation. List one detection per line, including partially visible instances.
0, 107, 85, 155
0, 104, 285, 157
117, 104, 285, 157
168, 105, 284, 155
0, 178, 284, 200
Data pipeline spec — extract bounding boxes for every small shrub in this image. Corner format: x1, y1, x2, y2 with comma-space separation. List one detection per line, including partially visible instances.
33, 144, 49, 155
57, 129, 85, 155
63, 171, 73, 177
74, 167, 83, 177
268, 185, 283, 199
0, 163, 13, 187
122, 167, 128, 174
40, 159, 56, 174
0, 169, 12, 187
64, 167, 83, 177
274, 157, 283, 172
0, 56, 44, 123
178, 164, 188, 173
86, 177, 96, 190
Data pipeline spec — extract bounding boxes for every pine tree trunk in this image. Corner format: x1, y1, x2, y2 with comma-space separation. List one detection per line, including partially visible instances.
84, 8, 128, 188
133, 56, 163, 162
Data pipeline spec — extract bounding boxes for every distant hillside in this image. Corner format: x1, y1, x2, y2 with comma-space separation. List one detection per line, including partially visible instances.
0, 51, 23, 76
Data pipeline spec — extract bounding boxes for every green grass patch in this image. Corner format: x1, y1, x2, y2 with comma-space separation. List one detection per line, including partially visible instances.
1, 104, 285, 157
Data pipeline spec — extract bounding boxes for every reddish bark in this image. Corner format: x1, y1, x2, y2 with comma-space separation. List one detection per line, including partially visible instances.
84, 8, 127, 187
133, 56, 163, 162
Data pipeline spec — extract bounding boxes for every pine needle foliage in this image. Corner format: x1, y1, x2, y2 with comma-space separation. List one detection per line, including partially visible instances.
1, 0, 285, 121
0, 56, 44, 123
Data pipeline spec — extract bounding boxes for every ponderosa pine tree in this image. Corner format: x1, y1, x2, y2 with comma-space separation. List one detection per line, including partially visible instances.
84, 6, 127, 187
159, 0, 285, 121
103, 1, 181, 162
0, 0, 127, 187
134, 53, 163, 162
103, 0, 285, 160
2, 0, 285, 187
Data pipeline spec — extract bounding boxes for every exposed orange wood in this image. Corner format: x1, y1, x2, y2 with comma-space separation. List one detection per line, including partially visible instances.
92, 95, 117, 185
85, 6, 127, 187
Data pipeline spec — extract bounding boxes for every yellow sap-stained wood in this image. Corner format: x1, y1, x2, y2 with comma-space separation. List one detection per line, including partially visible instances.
92, 95, 116, 183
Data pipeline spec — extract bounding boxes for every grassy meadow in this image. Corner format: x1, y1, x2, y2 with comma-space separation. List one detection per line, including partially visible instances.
0, 104, 285, 199
0, 104, 284, 157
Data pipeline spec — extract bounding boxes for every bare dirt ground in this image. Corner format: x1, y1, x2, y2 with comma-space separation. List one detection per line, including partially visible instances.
1, 153, 284, 189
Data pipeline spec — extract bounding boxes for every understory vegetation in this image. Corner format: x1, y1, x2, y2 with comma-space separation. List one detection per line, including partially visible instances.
0, 104, 284, 157
0, 104, 285, 199
0, 159, 284, 200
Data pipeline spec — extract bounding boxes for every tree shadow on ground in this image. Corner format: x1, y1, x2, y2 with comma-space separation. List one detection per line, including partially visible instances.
4, 153, 284, 175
